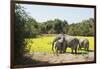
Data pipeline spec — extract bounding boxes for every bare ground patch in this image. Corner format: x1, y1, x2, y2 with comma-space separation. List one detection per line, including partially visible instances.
24, 52, 94, 64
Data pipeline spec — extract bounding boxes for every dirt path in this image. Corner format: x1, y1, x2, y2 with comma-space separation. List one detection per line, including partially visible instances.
26, 52, 94, 64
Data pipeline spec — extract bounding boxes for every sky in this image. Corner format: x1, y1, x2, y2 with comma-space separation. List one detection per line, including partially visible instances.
20, 4, 94, 24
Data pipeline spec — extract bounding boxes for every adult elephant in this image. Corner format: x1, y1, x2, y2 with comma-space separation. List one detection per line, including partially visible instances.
78, 38, 89, 51
63, 35, 79, 54
52, 34, 66, 55
52, 35, 79, 55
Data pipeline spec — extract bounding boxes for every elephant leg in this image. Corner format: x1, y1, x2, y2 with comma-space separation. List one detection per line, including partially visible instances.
56, 49, 59, 56
59, 50, 62, 53
55, 46, 59, 56
63, 46, 66, 53
87, 47, 89, 51
84, 47, 86, 51
63, 47, 67, 53
59, 43, 63, 53
86, 46, 89, 51
62, 42, 66, 53
62, 45, 66, 53
75, 48, 77, 54
71, 48, 74, 54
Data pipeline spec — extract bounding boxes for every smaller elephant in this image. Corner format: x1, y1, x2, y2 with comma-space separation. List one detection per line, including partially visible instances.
52, 34, 66, 56
78, 38, 89, 51
54, 40, 64, 54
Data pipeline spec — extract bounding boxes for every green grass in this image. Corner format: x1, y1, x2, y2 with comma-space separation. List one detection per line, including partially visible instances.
25, 35, 94, 54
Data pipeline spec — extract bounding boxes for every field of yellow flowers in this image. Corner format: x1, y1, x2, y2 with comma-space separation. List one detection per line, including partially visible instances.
25, 35, 94, 54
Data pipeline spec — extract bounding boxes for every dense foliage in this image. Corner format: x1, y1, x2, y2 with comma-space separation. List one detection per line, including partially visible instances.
40, 18, 94, 36
14, 4, 26, 64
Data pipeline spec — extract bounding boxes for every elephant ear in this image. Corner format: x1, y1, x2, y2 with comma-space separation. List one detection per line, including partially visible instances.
53, 36, 61, 43
53, 34, 66, 43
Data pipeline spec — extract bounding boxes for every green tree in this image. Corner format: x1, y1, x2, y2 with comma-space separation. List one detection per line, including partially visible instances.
25, 17, 39, 38
14, 4, 28, 64
14, 4, 39, 64
53, 19, 64, 34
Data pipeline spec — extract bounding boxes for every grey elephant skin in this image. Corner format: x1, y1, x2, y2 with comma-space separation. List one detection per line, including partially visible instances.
52, 35, 79, 55
78, 38, 89, 51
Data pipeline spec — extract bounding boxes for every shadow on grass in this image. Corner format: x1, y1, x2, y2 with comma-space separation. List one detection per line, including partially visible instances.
64, 52, 88, 55
14, 55, 50, 67
78, 48, 94, 52
64, 50, 94, 55
88, 50, 94, 52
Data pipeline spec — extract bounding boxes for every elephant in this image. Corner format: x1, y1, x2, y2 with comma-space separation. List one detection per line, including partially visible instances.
52, 35, 79, 55
78, 38, 89, 51
63, 35, 79, 54
52, 34, 66, 55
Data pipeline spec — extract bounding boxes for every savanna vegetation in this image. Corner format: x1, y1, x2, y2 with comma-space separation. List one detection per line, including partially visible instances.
14, 4, 95, 65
